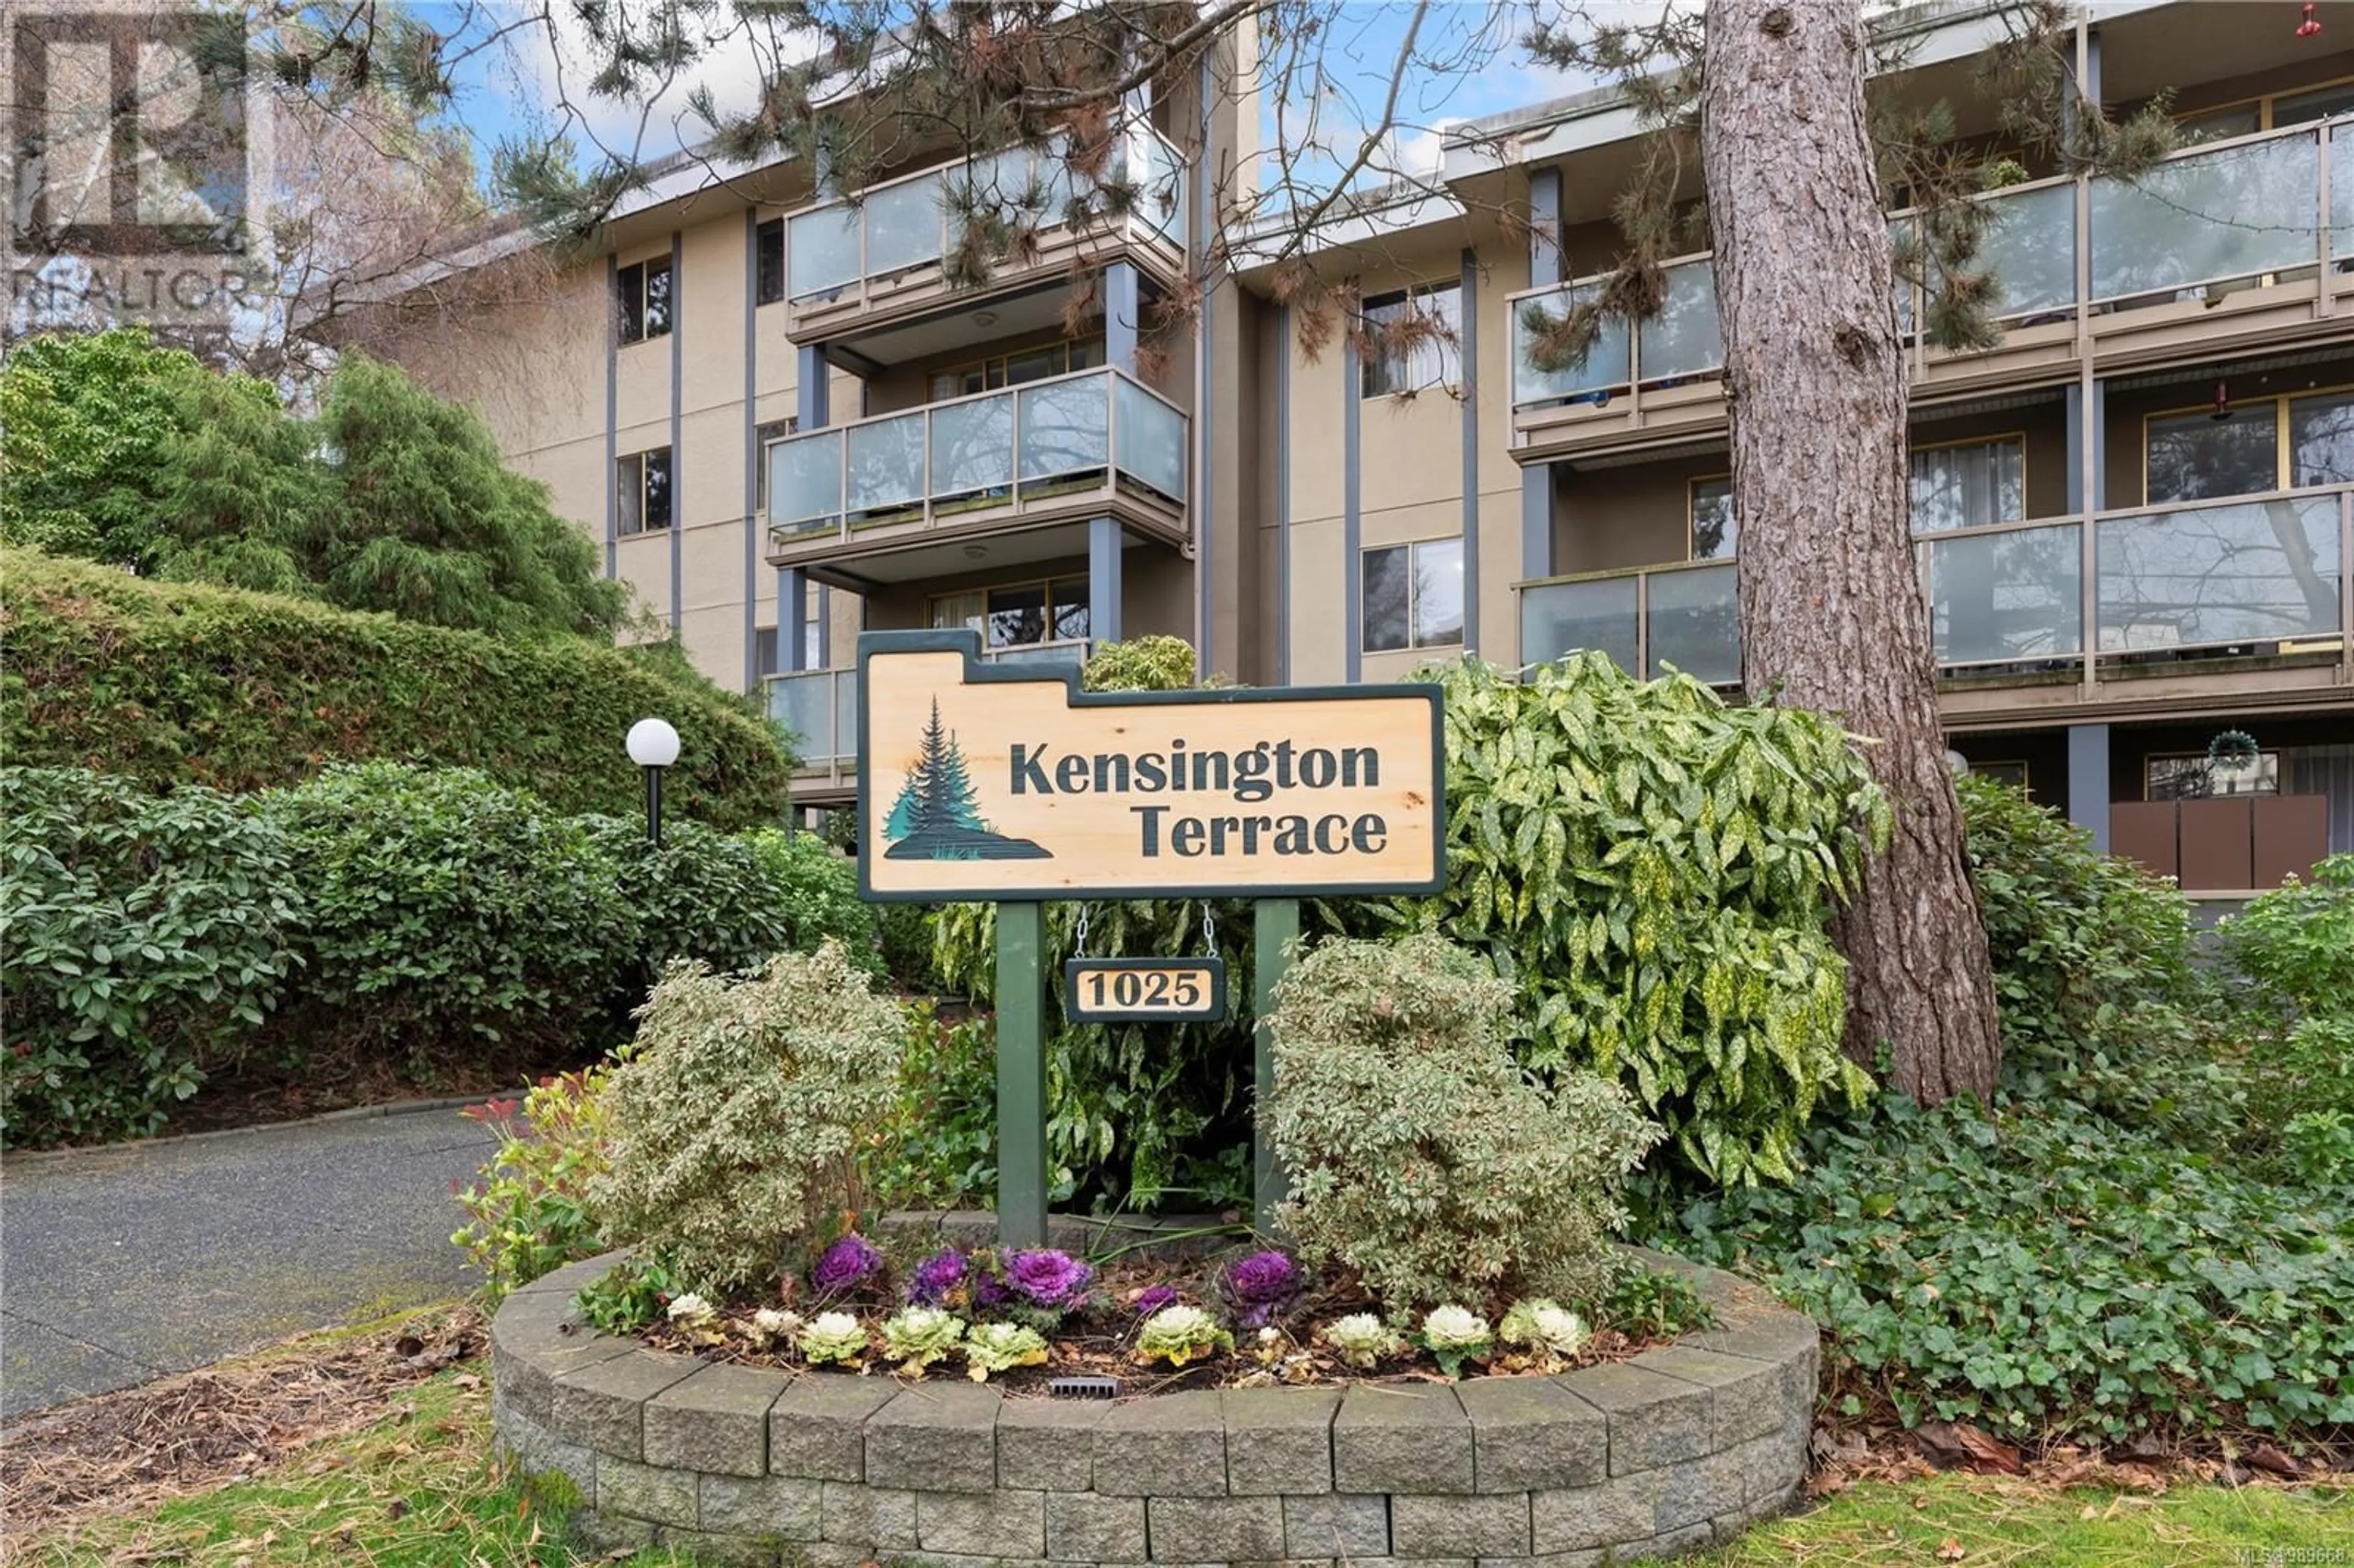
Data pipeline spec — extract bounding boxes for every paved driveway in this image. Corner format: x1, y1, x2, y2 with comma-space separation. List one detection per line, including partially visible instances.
1, 1107, 500, 1420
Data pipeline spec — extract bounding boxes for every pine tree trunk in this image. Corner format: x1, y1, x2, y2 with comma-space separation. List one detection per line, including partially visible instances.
1700, 0, 2003, 1103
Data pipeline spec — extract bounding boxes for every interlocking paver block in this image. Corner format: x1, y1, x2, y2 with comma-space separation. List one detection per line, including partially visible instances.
1094, 1390, 1228, 1496
769, 1376, 902, 1482
866, 1383, 1005, 1493
1333, 1384, 1472, 1495
1555, 1363, 1710, 1476
1222, 1389, 1339, 1495
549, 1349, 701, 1460
1457, 1374, 1609, 1493
646, 1361, 786, 1477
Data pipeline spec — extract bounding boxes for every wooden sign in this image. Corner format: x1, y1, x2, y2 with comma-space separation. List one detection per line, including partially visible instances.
856, 630, 1446, 901
1065, 957, 1227, 1022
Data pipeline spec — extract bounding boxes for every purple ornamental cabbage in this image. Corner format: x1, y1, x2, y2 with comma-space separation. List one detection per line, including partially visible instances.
812, 1233, 883, 1293
1222, 1249, 1300, 1328
1004, 1248, 1094, 1307
907, 1246, 970, 1306
1132, 1284, 1179, 1317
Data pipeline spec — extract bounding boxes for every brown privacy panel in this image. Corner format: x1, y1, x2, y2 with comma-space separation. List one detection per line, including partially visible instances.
2111, 801, 2179, 881
2252, 794, 2329, 888
2179, 797, 2253, 891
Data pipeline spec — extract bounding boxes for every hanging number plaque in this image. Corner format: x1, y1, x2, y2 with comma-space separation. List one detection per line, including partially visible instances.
1065, 957, 1228, 1022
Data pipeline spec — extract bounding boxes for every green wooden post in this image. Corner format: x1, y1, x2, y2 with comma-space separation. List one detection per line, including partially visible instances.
995, 900, 1049, 1248
1252, 898, 1299, 1234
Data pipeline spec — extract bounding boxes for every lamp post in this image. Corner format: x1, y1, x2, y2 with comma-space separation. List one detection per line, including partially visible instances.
626, 718, 681, 846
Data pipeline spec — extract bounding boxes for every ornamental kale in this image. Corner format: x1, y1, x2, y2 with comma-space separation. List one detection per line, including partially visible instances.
812, 1233, 883, 1293
1221, 1249, 1301, 1328
1132, 1284, 1179, 1316
1136, 1304, 1233, 1368
1004, 1248, 1092, 1308
908, 1246, 970, 1306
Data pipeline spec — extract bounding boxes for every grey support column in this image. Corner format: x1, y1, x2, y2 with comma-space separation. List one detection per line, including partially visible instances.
1193, 48, 1217, 680
1528, 166, 1564, 289
1343, 331, 1362, 682
785, 344, 831, 673
1460, 248, 1481, 657
742, 211, 760, 692
1105, 261, 1140, 370
1089, 517, 1124, 644
2068, 725, 2112, 852
669, 230, 684, 634
604, 254, 619, 579
1522, 464, 1553, 599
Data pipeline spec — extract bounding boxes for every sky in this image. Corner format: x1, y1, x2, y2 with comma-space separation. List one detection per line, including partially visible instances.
409, 1, 1620, 198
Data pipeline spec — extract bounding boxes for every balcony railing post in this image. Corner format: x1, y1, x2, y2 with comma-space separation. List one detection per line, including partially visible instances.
2320, 121, 2336, 319
2340, 489, 2352, 683
2079, 509, 2098, 693
922, 404, 937, 530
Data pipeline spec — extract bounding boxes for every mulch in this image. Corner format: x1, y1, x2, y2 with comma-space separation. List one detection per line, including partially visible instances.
0, 1304, 484, 1542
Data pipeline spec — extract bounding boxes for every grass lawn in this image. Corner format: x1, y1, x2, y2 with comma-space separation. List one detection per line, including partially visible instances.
9, 1304, 2347, 1567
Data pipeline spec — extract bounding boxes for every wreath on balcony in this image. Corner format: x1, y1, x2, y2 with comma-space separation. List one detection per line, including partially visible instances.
2206, 728, 2261, 778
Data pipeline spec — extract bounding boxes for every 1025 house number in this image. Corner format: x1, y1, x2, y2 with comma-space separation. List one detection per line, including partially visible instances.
1064, 957, 1227, 1022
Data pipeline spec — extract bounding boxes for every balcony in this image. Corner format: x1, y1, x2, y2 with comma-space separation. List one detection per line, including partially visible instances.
1507, 116, 2354, 457
769, 666, 858, 790
764, 366, 1189, 582
783, 121, 1187, 349
1515, 485, 2354, 715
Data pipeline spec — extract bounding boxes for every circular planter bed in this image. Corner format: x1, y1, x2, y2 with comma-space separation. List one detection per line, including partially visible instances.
490, 1246, 1818, 1567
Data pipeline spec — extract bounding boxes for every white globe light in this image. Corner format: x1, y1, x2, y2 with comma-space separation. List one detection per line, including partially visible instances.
627, 717, 681, 768
1943, 748, 1970, 777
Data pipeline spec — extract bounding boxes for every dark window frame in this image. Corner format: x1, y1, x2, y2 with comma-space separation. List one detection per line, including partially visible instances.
617, 446, 674, 535
618, 256, 675, 344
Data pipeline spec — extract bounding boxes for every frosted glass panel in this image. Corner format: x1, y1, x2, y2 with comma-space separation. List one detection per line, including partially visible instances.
1927, 525, 2082, 666
929, 394, 1015, 498
788, 208, 861, 299
1975, 181, 2077, 318
1114, 378, 1187, 500
771, 674, 837, 758
845, 413, 926, 517
2336, 123, 2354, 257
1512, 284, 1630, 406
1018, 379, 1110, 482
865, 174, 943, 276
1639, 261, 1723, 381
769, 434, 842, 531
2098, 495, 2341, 650
2090, 133, 2318, 300
1521, 577, 1638, 673
1645, 565, 1740, 683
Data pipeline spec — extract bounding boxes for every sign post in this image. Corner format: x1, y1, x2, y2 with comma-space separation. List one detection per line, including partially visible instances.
994, 900, 1048, 1249
855, 630, 1445, 1245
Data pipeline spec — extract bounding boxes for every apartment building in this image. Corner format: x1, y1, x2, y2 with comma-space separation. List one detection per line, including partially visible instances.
399, 0, 2354, 895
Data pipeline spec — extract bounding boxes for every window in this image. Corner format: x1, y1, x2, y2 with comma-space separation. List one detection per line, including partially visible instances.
755, 219, 785, 306
617, 447, 673, 534
1689, 478, 1739, 560
1362, 537, 1465, 652
929, 576, 1091, 649
928, 337, 1105, 402
2148, 387, 2354, 503
1973, 760, 2031, 791
1360, 282, 1461, 398
2147, 752, 2280, 800
1909, 436, 2026, 533
753, 416, 798, 508
753, 626, 779, 677
618, 257, 674, 344
753, 616, 823, 676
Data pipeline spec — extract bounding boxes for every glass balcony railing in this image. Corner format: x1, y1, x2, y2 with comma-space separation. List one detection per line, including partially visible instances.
768, 667, 859, 767
1516, 487, 2353, 682
766, 367, 1187, 544
786, 120, 1186, 309
984, 637, 1091, 667
1509, 116, 2350, 413
1517, 560, 1739, 683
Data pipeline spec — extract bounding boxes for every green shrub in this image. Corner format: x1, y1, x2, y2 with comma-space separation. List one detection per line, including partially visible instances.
2225, 854, 2354, 1013
588, 943, 902, 1291
1081, 635, 1211, 691
744, 829, 879, 975
1955, 777, 2236, 1138
263, 763, 636, 1063
864, 999, 999, 1208
451, 1067, 615, 1306
0, 767, 304, 1146
1, 547, 791, 831
876, 902, 945, 994
1266, 933, 1662, 1311
1353, 655, 1881, 1185
1651, 1093, 2354, 1440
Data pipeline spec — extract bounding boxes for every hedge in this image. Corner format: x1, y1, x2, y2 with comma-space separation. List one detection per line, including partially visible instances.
0, 548, 793, 831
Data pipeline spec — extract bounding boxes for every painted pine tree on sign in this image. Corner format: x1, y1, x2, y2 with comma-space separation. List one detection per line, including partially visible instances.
883, 699, 1048, 862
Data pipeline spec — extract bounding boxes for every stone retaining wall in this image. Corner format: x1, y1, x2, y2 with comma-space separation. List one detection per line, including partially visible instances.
490, 1251, 1817, 1568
